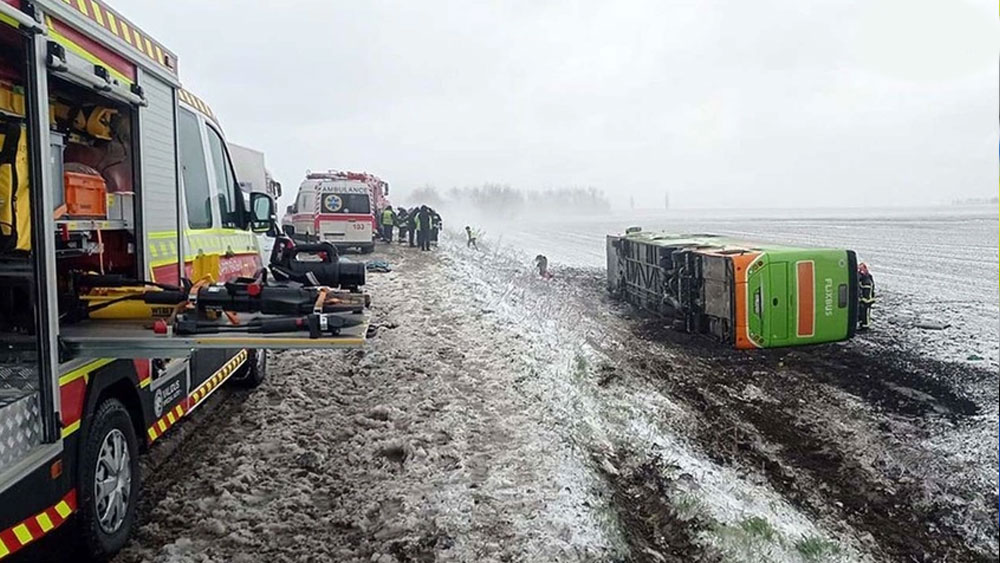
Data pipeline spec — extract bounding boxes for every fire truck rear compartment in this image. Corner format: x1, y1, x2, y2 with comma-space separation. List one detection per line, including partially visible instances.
0, 38, 139, 468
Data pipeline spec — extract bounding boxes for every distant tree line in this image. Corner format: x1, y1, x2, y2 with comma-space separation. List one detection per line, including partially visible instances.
406, 183, 610, 216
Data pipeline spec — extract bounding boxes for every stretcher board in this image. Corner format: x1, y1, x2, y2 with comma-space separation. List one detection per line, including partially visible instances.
58, 315, 368, 359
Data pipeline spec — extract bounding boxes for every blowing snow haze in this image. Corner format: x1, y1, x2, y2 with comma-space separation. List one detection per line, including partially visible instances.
115, 0, 996, 210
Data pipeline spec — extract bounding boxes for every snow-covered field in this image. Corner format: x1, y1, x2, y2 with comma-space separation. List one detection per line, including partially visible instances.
17, 208, 994, 563
495, 206, 999, 365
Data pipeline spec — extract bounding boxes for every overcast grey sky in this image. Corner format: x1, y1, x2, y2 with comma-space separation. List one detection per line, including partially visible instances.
115, 0, 997, 209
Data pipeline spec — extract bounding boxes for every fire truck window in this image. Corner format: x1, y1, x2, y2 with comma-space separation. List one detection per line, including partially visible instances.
178, 109, 212, 229
205, 126, 240, 228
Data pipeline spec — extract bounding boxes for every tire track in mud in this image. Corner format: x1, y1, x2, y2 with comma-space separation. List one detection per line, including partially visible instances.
540, 266, 994, 561
616, 320, 995, 563
599, 452, 722, 563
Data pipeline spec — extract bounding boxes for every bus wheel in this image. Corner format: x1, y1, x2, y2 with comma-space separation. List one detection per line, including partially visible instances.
234, 349, 267, 388
78, 398, 139, 560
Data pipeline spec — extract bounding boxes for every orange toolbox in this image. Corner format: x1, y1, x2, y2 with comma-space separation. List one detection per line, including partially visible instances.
64, 170, 108, 218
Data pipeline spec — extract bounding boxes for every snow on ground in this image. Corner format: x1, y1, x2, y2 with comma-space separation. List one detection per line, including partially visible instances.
112, 241, 621, 563
84, 208, 996, 563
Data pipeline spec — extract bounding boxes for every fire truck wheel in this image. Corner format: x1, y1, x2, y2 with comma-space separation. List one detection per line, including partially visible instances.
234, 349, 267, 388
361, 244, 375, 254
77, 398, 140, 559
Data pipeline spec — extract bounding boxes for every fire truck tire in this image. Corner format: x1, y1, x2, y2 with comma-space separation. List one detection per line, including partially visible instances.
77, 398, 140, 560
360, 244, 375, 254
234, 349, 267, 388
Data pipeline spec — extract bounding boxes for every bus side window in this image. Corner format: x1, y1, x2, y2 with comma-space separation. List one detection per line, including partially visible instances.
205, 125, 243, 229
178, 109, 212, 229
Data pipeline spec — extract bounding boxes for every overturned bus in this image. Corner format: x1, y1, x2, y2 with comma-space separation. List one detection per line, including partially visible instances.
606, 229, 859, 349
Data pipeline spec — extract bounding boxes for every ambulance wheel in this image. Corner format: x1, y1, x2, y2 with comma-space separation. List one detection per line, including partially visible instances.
78, 398, 140, 560
361, 244, 375, 254
234, 349, 267, 388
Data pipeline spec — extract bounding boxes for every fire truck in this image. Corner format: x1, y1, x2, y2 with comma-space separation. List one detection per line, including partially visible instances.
281, 170, 389, 254
0, 1, 365, 560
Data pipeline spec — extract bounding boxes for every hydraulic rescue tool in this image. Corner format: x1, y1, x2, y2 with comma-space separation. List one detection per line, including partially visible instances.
63, 237, 370, 338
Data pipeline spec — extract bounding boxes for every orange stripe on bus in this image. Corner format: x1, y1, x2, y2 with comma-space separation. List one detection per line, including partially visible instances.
796, 261, 815, 337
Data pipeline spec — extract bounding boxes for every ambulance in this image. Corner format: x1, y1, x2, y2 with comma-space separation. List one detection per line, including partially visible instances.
282, 170, 389, 254
0, 1, 361, 559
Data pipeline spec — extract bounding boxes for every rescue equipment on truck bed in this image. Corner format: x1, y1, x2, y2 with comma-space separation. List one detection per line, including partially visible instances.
63, 233, 370, 341
269, 239, 366, 289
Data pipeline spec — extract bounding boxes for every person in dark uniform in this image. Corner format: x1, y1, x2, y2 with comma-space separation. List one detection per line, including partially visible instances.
858, 262, 875, 331
395, 207, 409, 243
407, 209, 417, 247
430, 208, 442, 246
416, 205, 432, 251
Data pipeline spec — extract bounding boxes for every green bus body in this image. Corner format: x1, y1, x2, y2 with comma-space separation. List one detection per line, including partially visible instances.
606, 231, 859, 349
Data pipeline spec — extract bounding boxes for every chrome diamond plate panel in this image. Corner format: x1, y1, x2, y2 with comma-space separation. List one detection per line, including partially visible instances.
0, 364, 42, 468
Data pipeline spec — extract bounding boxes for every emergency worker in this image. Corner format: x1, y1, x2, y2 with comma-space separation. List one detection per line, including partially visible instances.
407, 209, 417, 247
430, 208, 442, 246
395, 207, 409, 243
858, 262, 875, 331
380, 206, 396, 242
417, 205, 432, 251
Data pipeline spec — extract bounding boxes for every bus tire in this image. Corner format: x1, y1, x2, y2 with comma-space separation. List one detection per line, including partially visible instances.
234, 349, 267, 388
77, 398, 140, 560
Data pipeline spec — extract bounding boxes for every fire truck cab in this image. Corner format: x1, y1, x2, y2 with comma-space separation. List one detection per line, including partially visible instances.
0, 1, 363, 560
282, 170, 389, 254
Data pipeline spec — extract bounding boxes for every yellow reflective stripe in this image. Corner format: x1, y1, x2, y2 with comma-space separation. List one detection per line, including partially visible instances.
75, 0, 88, 16
147, 427, 157, 441
140, 377, 151, 388
119, 20, 132, 45
35, 513, 54, 533
61, 419, 81, 439
89, 1, 104, 25
0, 538, 9, 557
0, 13, 18, 30
45, 21, 133, 86
59, 359, 113, 387
54, 501, 72, 519
105, 11, 118, 34
12, 524, 31, 545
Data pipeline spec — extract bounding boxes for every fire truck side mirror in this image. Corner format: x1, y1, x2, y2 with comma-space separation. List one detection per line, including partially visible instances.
250, 192, 276, 233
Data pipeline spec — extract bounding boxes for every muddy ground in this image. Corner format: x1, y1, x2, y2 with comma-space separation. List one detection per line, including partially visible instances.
16, 231, 998, 563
